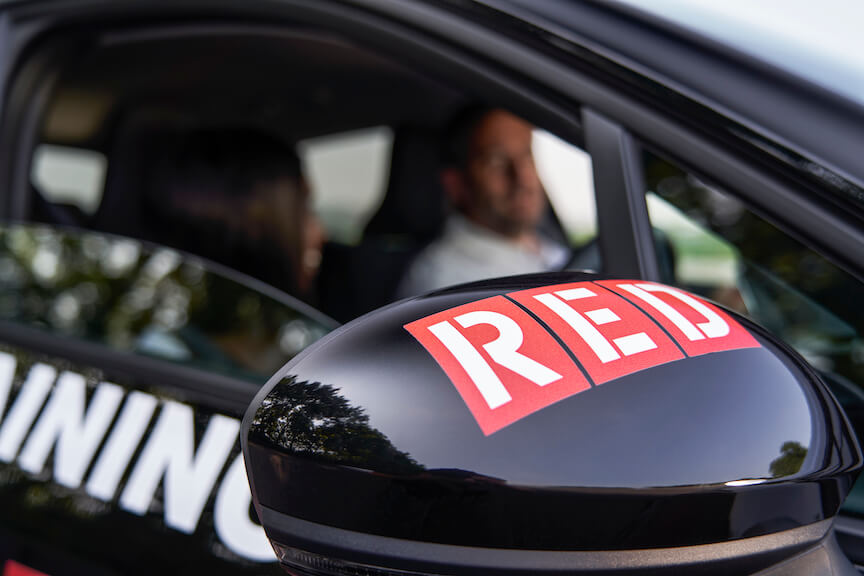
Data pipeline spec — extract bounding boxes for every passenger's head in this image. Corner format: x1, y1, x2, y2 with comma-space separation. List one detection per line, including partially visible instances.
441, 107, 546, 239
147, 128, 322, 298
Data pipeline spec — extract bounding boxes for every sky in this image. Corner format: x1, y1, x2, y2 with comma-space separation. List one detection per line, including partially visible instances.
613, 0, 864, 106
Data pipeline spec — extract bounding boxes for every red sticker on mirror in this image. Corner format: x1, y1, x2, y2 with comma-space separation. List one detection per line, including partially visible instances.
4, 561, 49, 576
510, 282, 684, 385
598, 281, 760, 357
404, 295, 590, 435
406, 282, 760, 435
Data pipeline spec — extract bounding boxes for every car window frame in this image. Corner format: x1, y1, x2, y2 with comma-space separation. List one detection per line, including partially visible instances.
0, 12, 609, 294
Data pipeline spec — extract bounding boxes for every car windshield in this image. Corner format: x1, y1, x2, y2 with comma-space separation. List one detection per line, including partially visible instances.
612, 0, 864, 108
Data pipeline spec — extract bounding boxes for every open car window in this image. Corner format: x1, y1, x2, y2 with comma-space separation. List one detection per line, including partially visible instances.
641, 148, 864, 515
0, 224, 334, 383
26, 28, 602, 323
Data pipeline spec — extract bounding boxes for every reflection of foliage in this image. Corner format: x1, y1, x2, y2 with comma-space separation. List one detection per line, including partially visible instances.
251, 376, 422, 475
644, 152, 845, 295
644, 152, 864, 391
0, 226, 329, 381
769, 441, 808, 478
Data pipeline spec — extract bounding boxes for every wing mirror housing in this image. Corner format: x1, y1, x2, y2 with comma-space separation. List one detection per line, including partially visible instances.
242, 272, 861, 575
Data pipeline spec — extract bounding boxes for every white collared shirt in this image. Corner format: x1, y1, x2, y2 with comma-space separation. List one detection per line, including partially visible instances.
398, 214, 569, 298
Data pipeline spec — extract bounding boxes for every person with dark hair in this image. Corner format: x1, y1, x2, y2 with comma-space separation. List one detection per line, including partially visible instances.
144, 128, 323, 301
398, 108, 567, 297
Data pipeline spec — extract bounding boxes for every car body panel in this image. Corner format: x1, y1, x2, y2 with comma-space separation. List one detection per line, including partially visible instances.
0, 224, 338, 573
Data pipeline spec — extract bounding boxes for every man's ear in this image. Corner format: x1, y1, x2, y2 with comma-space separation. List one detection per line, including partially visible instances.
440, 168, 467, 208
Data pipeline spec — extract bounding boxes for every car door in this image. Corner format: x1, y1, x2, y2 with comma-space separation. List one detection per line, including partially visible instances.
0, 224, 334, 575
0, 0, 862, 573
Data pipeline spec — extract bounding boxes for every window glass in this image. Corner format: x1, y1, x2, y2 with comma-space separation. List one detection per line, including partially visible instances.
642, 149, 864, 515
31, 145, 107, 215
298, 127, 394, 245
533, 129, 597, 245
0, 224, 334, 383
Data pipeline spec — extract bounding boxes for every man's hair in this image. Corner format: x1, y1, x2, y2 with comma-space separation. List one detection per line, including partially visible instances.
440, 105, 496, 170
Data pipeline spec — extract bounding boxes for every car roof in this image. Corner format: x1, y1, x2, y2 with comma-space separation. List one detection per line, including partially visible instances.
610, 0, 864, 108
5, 0, 864, 111
486, 0, 864, 110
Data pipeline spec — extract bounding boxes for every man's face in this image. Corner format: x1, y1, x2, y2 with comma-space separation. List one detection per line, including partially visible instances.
461, 110, 546, 238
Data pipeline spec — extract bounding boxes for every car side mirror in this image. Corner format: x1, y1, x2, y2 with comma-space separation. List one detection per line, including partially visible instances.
242, 272, 861, 575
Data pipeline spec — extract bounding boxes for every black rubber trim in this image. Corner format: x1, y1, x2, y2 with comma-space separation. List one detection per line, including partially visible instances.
0, 319, 261, 413
259, 505, 831, 576
583, 107, 659, 280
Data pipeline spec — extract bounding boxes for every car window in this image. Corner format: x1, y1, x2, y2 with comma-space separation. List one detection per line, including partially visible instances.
534, 129, 597, 248
641, 148, 864, 515
31, 144, 107, 216
27, 30, 602, 324
0, 224, 334, 383
298, 127, 394, 246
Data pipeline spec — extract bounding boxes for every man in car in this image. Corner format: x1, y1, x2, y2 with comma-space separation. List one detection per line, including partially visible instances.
398, 107, 568, 297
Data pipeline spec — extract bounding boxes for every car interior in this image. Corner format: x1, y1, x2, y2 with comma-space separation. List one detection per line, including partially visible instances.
24, 24, 597, 324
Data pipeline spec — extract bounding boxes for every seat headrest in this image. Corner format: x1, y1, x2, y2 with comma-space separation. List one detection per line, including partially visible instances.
363, 125, 447, 243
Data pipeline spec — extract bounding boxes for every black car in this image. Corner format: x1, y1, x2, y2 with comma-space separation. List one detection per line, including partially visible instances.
0, 0, 862, 574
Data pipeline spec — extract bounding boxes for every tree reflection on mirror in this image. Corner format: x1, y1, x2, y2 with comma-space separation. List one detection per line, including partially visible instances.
250, 375, 422, 474
770, 441, 807, 478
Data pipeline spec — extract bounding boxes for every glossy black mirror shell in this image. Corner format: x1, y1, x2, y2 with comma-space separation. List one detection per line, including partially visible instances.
242, 272, 861, 573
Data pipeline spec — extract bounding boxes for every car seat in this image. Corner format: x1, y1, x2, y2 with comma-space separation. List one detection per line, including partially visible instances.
316, 125, 448, 322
